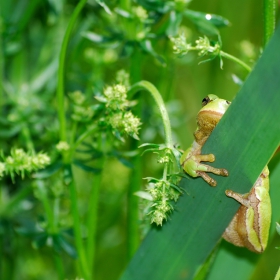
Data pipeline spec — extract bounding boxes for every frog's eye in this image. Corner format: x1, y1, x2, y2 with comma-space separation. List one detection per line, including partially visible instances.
202, 96, 211, 107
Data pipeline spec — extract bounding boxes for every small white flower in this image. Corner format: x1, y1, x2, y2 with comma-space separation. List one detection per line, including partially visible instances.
123, 112, 141, 135
56, 141, 70, 152
133, 6, 148, 22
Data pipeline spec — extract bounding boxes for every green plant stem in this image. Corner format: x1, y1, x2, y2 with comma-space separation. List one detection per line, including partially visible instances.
86, 158, 104, 279
67, 164, 90, 280
86, 176, 100, 279
0, 246, 13, 280
56, 0, 87, 143
263, 0, 276, 46
53, 197, 60, 234
127, 50, 142, 260
119, 0, 132, 39
220, 51, 252, 72
55, 2, 91, 276
70, 121, 78, 147
0, 234, 2, 279
120, 0, 131, 10
162, 163, 168, 181
159, 41, 174, 101
69, 124, 99, 278
21, 125, 34, 152
128, 81, 173, 148
36, 181, 57, 234
0, 17, 3, 107
127, 151, 140, 260
54, 252, 65, 280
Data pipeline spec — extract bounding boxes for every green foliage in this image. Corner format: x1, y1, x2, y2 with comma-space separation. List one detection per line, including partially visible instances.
122, 24, 280, 279
137, 143, 182, 226
0, 0, 279, 279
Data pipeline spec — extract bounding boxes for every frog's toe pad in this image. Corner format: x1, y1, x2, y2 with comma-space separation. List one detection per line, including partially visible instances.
220, 168, 229, 177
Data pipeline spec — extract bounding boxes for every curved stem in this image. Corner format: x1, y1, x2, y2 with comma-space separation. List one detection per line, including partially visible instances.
263, 0, 276, 46
56, 0, 88, 143
127, 81, 173, 148
220, 51, 252, 72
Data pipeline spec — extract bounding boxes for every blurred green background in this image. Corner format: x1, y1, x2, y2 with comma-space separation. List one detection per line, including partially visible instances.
0, 0, 278, 279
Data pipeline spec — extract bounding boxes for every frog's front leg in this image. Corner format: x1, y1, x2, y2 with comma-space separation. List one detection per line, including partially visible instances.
180, 143, 229, 187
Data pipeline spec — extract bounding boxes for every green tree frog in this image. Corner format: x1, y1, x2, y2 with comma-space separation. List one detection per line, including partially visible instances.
180, 94, 271, 253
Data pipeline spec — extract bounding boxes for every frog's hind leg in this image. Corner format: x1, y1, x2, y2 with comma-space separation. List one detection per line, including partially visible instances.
223, 210, 246, 247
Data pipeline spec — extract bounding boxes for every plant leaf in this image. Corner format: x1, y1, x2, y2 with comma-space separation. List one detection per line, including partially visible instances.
53, 234, 77, 258
73, 159, 101, 174
33, 161, 63, 179
184, 10, 230, 28
95, 0, 112, 15
166, 11, 183, 36
207, 160, 280, 279
140, 40, 166, 66
121, 24, 280, 280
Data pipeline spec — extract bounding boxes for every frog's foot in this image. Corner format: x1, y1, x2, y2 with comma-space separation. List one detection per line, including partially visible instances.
194, 155, 229, 187
181, 152, 228, 187
197, 167, 228, 186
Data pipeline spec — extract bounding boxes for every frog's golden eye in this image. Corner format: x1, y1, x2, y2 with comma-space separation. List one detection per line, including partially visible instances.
202, 96, 211, 107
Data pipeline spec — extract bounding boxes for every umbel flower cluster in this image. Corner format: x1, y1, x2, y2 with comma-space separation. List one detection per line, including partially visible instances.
66, 71, 141, 141
96, 71, 141, 140
69, 90, 94, 123
170, 33, 253, 72
0, 148, 50, 181
171, 33, 220, 58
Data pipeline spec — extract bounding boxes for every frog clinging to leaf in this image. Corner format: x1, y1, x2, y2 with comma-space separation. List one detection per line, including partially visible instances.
180, 94, 271, 253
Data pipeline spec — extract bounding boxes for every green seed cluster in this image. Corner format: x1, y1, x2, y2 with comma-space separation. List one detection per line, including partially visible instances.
69, 91, 94, 122
97, 72, 141, 140
0, 149, 50, 180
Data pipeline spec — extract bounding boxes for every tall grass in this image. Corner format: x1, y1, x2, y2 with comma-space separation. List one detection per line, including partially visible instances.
0, 0, 278, 279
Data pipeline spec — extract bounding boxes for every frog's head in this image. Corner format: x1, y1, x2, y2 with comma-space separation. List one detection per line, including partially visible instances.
201, 94, 231, 114
194, 94, 231, 145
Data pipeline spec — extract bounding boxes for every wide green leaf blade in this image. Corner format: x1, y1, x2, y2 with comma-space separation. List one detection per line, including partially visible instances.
207, 159, 280, 280
121, 25, 280, 280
